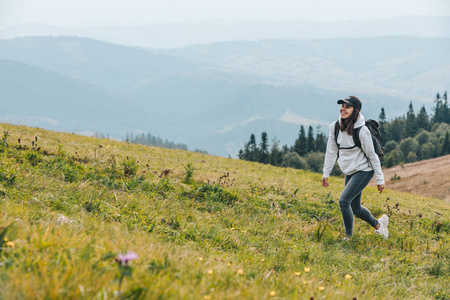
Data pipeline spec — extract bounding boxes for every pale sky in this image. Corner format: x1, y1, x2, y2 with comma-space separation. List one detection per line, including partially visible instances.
1, 0, 449, 28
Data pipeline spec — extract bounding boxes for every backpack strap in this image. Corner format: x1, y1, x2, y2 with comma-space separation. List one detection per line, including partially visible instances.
353, 127, 362, 148
334, 120, 340, 147
334, 120, 358, 159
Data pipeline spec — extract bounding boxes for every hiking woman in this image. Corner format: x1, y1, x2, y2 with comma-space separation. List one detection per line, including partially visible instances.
321, 96, 389, 240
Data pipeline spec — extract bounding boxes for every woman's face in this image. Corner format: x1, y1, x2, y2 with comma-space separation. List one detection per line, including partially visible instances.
340, 104, 354, 119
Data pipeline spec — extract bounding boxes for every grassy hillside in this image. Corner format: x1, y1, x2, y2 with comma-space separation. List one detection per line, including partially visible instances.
369, 155, 450, 202
0, 123, 449, 300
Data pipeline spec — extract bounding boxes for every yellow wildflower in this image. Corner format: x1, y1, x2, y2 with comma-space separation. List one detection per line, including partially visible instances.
304, 267, 310, 272
295, 272, 301, 276
237, 269, 244, 275
269, 291, 276, 297
198, 257, 204, 261
345, 274, 352, 279
319, 286, 325, 291
208, 269, 214, 275
6, 241, 14, 248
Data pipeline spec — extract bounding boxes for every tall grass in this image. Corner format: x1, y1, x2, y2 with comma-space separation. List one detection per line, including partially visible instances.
0, 123, 449, 299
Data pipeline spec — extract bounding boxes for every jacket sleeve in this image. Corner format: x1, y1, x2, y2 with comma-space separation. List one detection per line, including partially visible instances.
322, 121, 339, 178
359, 126, 385, 185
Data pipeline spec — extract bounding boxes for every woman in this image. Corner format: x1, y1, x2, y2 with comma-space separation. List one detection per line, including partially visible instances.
321, 96, 389, 240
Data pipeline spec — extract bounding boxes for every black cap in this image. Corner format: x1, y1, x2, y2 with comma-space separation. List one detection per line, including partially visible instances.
337, 96, 362, 111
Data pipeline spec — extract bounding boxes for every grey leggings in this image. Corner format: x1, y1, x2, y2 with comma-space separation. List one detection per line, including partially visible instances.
339, 170, 379, 236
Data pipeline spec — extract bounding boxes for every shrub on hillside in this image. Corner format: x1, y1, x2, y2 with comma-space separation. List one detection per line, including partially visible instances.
431, 122, 450, 137
399, 137, 419, 159
384, 140, 398, 153
407, 151, 418, 163
305, 152, 324, 173
419, 143, 435, 160
415, 130, 430, 145
385, 149, 403, 168
282, 152, 309, 170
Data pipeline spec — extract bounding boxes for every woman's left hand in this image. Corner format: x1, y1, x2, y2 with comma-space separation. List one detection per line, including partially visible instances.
377, 184, 385, 193
321, 177, 330, 187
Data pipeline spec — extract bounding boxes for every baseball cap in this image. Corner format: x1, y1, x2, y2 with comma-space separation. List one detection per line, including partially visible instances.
337, 96, 362, 111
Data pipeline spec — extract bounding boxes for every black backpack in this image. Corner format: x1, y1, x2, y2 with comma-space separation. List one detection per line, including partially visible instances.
334, 119, 385, 159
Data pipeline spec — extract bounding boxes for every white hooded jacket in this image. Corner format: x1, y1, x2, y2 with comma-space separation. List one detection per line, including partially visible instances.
322, 113, 385, 185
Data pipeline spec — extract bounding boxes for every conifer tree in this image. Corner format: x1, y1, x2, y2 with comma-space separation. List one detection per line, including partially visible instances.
249, 134, 258, 162
238, 141, 250, 160
406, 101, 418, 137
379, 107, 387, 125
416, 105, 430, 131
378, 107, 388, 141
431, 92, 450, 124
387, 118, 406, 142
238, 148, 245, 160
259, 132, 269, 164
432, 93, 443, 124
307, 126, 315, 153
282, 144, 290, 156
293, 125, 307, 156
443, 91, 449, 123
315, 125, 327, 153
268, 138, 283, 166
239, 134, 257, 161
442, 131, 450, 156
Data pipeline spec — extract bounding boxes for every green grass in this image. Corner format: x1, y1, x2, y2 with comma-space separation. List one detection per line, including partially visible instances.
0, 124, 449, 300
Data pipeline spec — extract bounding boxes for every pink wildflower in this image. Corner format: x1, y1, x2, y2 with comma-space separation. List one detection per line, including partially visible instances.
115, 251, 138, 265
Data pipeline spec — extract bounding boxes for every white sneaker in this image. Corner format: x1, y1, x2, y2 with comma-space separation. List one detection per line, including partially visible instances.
375, 214, 389, 239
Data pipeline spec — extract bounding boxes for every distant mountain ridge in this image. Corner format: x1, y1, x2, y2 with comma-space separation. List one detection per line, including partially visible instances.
1, 16, 449, 48
167, 36, 450, 101
1, 35, 448, 156
0, 36, 203, 91
0, 59, 150, 136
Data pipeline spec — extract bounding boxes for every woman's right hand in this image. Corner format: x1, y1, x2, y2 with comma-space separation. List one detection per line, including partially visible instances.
321, 177, 330, 187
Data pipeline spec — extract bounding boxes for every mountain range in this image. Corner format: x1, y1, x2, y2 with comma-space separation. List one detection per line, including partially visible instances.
1, 32, 449, 156
1, 16, 449, 48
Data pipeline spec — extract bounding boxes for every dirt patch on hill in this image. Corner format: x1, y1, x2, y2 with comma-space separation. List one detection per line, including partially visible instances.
369, 155, 450, 202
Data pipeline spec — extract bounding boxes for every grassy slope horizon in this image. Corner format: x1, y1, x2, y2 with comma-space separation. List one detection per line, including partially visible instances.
369, 155, 450, 202
0, 123, 449, 300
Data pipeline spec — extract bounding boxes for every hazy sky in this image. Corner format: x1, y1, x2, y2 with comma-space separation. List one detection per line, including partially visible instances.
1, 0, 449, 28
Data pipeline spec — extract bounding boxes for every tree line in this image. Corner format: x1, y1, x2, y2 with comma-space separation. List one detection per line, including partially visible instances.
380, 92, 449, 167
126, 132, 189, 151
238, 92, 450, 173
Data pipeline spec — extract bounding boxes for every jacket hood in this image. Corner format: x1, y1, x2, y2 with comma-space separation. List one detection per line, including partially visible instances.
339, 113, 365, 129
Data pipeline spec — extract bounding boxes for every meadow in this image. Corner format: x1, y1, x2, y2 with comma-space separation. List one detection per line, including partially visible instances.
0, 124, 449, 300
